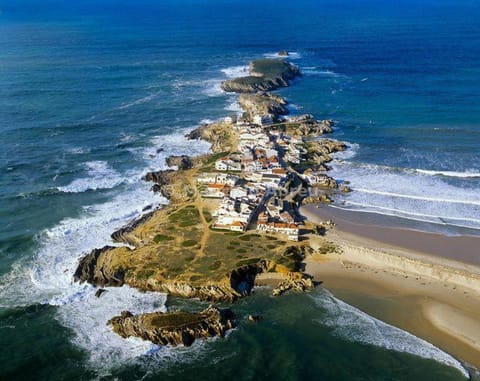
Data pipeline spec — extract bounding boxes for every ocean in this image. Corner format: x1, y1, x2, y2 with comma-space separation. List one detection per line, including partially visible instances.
0, 0, 478, 379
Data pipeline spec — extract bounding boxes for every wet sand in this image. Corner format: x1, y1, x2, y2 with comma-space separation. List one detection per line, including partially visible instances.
302, 204, 480, 266
302, 204, 480, 369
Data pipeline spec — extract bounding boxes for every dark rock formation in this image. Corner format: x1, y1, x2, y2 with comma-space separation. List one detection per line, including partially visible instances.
278, 50, 289, 57
230, 260, 269, 296
144, 169, 176, 198
221, 59, 301, 93
108, 307, 236, 347
272, 275, 314, 296
165, 155, 194, 170
248, 314, 262, 323
95, 288, 107, 298
111, 210, 157, 244
73, 246, 125, 287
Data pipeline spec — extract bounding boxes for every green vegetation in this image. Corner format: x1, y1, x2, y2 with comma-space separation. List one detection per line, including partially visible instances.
250, 58, 295, 78
316, 241, 341, 255
182, 240, 197, 247
153, 234, 174, 243
202, 208, 213, 223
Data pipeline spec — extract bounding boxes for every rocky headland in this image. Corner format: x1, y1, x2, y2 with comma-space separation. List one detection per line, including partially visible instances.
221, 58, 301, 93
108, 307, 236, 347
74, 56, 348, 348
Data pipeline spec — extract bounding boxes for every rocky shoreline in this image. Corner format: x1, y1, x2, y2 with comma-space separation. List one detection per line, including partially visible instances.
108, 307, 236, 347
73, 56, 349, 348
221, 58, 301, 93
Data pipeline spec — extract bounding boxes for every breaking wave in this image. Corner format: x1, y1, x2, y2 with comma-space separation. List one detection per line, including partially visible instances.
57, 161, 127, 193
312, 290, 469, 378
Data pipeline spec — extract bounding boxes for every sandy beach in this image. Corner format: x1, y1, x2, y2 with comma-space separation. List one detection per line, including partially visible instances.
302, 204, 480, 369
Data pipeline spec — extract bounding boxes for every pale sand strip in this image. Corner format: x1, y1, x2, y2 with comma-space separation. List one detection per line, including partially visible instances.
300, 206, 480, 369
423, 302, 480, 353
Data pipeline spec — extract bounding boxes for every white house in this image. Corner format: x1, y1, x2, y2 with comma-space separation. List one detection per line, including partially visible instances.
230, 186, 248, 199
253, 114, 273, 126
215, 159, 242, 172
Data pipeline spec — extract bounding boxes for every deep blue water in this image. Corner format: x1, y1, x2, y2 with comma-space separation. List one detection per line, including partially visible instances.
0, 1, 478, 379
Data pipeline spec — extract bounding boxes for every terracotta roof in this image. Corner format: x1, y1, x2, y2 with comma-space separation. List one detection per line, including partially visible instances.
208, 183, 225, 189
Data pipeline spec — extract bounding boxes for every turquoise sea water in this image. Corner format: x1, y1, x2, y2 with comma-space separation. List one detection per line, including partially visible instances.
0, 1, 478, 379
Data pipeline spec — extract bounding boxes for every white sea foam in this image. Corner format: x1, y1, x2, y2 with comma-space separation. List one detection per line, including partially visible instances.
66, 147, 90, 155
202, 79, 224, 97
56, 286, 168, 373
57, 161, 127, 193
0, 125, 215, 372
415, 168, 480, 178
329, 159, 480, 230
331, 141, 360, 160
263, 51, 302, 59
118, 93, 159, 110
224, 97, 243, 114
302, 67, 342, 77
143, 129, 211, 171
312, 290, 469, 378
221, 65, 249, 79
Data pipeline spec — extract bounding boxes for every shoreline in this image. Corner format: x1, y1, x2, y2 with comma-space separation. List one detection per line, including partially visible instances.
302, 205, 480, 369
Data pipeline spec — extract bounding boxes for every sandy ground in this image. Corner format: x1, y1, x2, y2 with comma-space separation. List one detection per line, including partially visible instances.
301, 205, 480, 370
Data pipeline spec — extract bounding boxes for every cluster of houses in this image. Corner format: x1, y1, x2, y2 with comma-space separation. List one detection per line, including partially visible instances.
194, 114, 315, 241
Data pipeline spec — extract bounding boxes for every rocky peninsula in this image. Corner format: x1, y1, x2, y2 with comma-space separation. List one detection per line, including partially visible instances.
74, 58, 347, 347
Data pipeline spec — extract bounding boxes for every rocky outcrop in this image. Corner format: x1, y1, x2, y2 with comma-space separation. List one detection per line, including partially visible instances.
73, 246, 125, 287
165, 155, 194, 170
278, 50, 289, 57
185, 121, 236, 153
302, 194, 334, 205
272, 275, 314, 296
143, 169, 176, 198
311, 175, 338, 189
286, 115, 334, 136
111, 210, 157, 245
304, 139, 346, 165
238, 92, 288, 121
108, 307, 236, 347
221, 59, 301, 93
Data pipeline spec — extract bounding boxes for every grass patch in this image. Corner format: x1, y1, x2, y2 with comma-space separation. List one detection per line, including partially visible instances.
236, 248, 247, 254
153, 234, 174, 243
236, 258, 261, 267
182, 240, 197, 247
209, 260, 222, 271
239, 234, 261, 241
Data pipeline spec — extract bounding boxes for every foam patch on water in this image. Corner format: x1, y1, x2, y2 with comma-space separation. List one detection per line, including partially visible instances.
221, 65, 249, 79
301, 67, 343, 77
0, 125, 215, 372
330, 158, 480, 230
57, 161, 127, 193
142, 128, 211, 172
415, 168, 480, 178
56, 286, 168, 372
202, 79, 224, 97
117, 92, 161, 110
312, 290, 469, 378
263, 51, 302, 60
